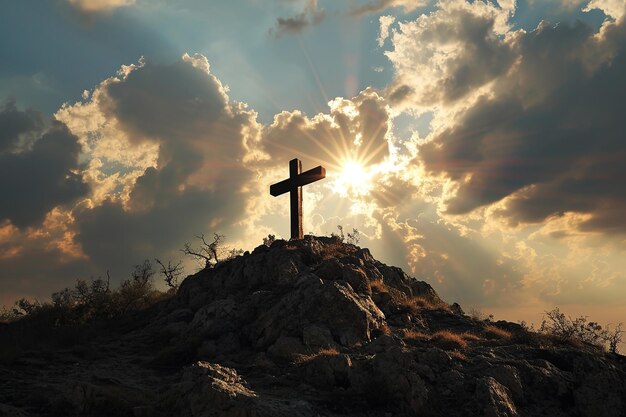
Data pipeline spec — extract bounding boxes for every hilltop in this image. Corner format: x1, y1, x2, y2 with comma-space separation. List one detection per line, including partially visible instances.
1, 236, 624, 416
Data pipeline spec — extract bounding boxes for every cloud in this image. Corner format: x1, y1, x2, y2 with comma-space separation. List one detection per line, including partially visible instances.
374, 209, 525, 306
385, 0, 514, 108
378, 15, 396, 47
65, 0, 135, 13
270, 0, 326, 37
350, 0, 429, 17
261, 87, 392, 169
0, 210, 95, 306
0, 101, 88, 229
56, 54, 262, 271
0, 99, 43, 153
384, 0, 626, 234
53, 52, 399, 279
584, 0, 626, 20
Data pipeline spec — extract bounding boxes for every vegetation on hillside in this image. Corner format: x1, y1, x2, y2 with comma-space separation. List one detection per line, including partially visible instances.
0, 232, 622, 358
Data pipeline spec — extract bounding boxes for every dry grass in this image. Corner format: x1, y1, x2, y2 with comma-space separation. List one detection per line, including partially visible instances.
294, 347, 340, 364
461, 332, 482, 341
369, 280, 388, 293
397, 296, 452, 314
379, 323, 392, 336
403, 329, 477, 351
402, 329, 431, 342
484, 325, 513, 339
432, 330, 469, 351
449, 350, 467, 361
397, 298, 421, 315
318, 237, 356, 260
411, 296, 453, 312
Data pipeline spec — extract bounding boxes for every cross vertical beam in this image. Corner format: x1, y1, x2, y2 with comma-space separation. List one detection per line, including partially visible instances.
270, 158, 326, 240
290, 158, 303, 240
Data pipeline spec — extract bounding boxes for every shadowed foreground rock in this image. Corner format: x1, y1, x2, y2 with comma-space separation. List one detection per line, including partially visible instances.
1, 236, 625, 416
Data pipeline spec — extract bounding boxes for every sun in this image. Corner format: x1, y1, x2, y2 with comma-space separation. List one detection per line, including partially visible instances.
331, 159, 373, 197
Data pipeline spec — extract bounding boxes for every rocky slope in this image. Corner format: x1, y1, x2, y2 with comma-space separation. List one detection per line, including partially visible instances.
1, 236, 625, 417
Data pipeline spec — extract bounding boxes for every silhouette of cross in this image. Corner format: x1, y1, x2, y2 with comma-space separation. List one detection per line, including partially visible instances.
270, 158, 326, 240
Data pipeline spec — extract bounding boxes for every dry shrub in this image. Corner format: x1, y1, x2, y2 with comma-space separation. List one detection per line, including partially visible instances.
432, 330, 468, 351
539, 307, 623, 353
484, 325, 513, 339
370, 280, 387, 293
467, 306, 494, 321
294, 347, 340, 364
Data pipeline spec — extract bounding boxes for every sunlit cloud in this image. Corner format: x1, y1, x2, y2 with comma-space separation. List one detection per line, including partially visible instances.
66, 0, 136, 13
377, 15, 396, 47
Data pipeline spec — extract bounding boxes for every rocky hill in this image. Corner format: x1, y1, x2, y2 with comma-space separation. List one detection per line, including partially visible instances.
1, 236, 625, 417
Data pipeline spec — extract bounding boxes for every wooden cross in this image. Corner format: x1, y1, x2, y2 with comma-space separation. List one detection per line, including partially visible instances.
270, 158, 326, 240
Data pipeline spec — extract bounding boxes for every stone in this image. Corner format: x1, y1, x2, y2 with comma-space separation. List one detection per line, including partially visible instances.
2, 236, 626, 417
267, 335, 308, 361
302, 325, 335, 348
420, 347, 452, 367
475, 377, 518, 417
484, 365, 524, 403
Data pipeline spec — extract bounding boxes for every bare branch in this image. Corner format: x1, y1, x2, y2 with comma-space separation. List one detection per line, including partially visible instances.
182, 233, 226, 268
155, 258, 184, 291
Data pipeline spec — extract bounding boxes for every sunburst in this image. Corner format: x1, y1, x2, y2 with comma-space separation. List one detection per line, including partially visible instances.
331, 158, 374, 197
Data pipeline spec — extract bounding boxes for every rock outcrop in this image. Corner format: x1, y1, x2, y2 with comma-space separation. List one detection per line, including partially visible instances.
1, 236, 624, 417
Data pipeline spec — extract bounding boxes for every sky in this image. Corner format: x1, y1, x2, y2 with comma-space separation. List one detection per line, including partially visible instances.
1, 0, 625, 330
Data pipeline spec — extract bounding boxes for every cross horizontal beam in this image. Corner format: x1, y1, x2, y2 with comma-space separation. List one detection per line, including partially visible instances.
270, 165, 326, 196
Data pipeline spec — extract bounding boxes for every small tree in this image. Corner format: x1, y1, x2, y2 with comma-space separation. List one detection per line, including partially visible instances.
540, 307, 624, 353
155, 258, 184, 291
182, 233, 225, 268
606, 323, 624, 354
0, 298, 42, 321
51, 288, 74, 309
263, 234, 276, 247
336, 225, 344, 241
347, 228, 360, 245
225, 248, 244, 260
130, 259, 155, 288
182, 233, 244, 268
117, 259, 156, 313
335, 225, 360, 245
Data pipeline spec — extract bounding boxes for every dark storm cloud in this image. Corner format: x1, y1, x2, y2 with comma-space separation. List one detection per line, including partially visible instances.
0, 235, 95, 304
74, 55, 257, 270
270, 0, 326, 37
0, 103, 88, 228
74, 187, 244, 272
104, 60, 228, 143
0, 100, 43, 153
418, 15, 626, 233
